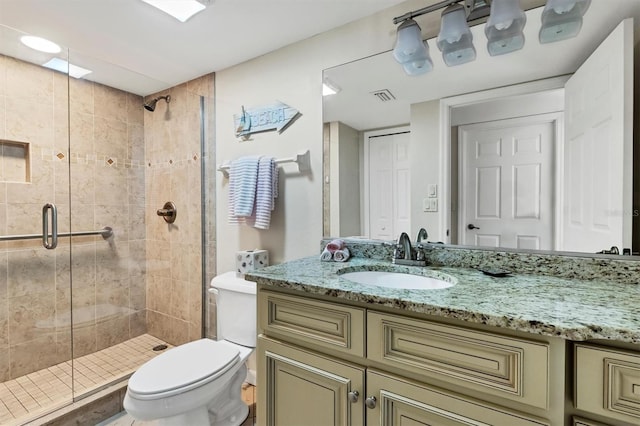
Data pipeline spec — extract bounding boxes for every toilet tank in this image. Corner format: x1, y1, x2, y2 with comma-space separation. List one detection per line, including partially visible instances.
210, 272, 257, 347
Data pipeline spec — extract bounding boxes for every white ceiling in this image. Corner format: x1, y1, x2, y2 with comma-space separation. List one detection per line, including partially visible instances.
0, 0, 405, 95
323, 0, 640, 131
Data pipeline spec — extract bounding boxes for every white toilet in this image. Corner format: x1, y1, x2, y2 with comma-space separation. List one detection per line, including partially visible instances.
123, 272, 257, 426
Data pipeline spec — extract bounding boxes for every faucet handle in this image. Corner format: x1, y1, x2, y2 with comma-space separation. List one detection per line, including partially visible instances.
393, 244, 404, 259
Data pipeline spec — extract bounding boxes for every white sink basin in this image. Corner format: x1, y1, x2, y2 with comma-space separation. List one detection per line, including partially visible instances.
340, 271, 454, 290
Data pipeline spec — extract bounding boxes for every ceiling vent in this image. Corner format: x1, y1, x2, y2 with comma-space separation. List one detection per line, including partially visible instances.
370, 89, 396, 102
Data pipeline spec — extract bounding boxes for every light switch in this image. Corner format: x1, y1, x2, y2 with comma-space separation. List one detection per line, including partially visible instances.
423, 198, 438, 212
428, 184, 437, 198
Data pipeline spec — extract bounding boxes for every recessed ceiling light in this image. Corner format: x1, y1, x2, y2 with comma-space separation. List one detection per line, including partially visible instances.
43, 58, 92, 79
140, 0, 207, 22
20, 35, 61, 53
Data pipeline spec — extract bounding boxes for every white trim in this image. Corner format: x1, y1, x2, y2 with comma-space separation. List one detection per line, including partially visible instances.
553, 115, 565, 251
440, 76, 570, 245
362, 126, 410, 238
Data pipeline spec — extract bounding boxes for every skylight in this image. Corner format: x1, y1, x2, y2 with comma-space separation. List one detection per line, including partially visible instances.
140, 0, 207, 22
43, 58, 92, 79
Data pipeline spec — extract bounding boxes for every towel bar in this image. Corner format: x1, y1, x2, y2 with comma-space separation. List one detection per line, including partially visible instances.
0, 227, 113, 242
217, 150, 310, 178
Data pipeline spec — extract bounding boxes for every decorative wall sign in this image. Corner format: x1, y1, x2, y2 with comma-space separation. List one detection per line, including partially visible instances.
234, 101, 300, 139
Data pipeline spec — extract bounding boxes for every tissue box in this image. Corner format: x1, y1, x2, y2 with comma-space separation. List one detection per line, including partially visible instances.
236, 250, 269, 276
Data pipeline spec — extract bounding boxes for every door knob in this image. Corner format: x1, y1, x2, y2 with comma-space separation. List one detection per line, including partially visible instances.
467, 224, 480, 230
347, 391, 359, 403
365, 396, 377, 409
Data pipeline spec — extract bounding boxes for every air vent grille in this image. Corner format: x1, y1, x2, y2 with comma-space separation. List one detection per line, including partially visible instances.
370, 89, 396, 102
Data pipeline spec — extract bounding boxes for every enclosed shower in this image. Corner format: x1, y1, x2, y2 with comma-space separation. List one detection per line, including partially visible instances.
0, 24, 215, 424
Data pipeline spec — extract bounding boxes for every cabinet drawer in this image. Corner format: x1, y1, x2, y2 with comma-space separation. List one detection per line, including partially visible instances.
368, 311, 550, 409
259, 290, 365, 357
575, 344, 640, 424
572, 417, 610, 426
367, 369, 548, 425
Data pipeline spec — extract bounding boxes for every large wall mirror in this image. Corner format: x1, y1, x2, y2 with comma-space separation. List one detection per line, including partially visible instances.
323, 0, 640, 257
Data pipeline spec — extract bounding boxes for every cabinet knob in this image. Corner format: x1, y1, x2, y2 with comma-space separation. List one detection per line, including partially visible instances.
365, 396, 377, 409
347, 391, 359, 403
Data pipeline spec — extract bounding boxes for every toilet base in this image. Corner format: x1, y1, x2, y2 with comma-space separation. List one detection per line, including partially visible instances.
158, 407, 211, 426
208, 364, 250, 426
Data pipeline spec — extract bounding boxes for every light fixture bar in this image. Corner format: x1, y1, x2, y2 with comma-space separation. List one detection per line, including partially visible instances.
393, 0, 463, 25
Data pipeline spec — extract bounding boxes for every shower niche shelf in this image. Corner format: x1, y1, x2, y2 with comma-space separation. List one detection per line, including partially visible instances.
0, 140, 30, 183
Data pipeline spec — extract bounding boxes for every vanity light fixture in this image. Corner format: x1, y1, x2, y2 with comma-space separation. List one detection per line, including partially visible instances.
140, 0, 208, 22
43, 58, 92, 79
392, 0, 591, 75
539, 0, 591, 43
437, 4, 476, 66
20, 35, 61, 53
485, 0, 527, 56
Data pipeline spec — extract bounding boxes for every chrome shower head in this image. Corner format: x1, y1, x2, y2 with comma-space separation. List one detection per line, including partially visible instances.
143, 95, 171, 112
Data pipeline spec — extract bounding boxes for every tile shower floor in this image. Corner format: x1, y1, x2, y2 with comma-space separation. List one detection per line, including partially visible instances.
0, 334, 169, 425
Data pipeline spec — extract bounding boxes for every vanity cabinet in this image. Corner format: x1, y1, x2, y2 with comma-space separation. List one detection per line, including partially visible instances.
258, 336, 365, 425
257, 289, 551, 426
575, 344, 640, 425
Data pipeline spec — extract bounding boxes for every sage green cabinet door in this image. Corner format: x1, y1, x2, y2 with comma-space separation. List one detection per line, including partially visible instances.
365, 370, 549, 426
257, 336, 365, 426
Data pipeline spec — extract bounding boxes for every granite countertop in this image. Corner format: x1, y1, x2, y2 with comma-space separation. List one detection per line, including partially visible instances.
246, 256, 640, 344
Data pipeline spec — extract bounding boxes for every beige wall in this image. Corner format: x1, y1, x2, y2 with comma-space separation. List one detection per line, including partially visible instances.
329, 121, 360, 237
410, 100, 442, 242
0, 54, 147, 379
215, 0, 425, 272
144, 74, 213, 346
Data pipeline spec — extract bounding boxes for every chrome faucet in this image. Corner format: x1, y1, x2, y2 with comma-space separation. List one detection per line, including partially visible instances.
416, 228, 428, 244
396, 232, 412, 260
393, 232, 426, 266
415, 228, 429, 262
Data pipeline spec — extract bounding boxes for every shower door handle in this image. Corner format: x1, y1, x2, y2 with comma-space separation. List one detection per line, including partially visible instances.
42, 203, 58, 249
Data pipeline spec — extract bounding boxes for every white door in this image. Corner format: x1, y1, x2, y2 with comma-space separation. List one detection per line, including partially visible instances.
561, 18, 633, 253
460, 116, 556, 249
367, 131, 410, 240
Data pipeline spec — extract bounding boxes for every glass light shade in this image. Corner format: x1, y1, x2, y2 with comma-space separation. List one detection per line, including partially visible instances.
539, 0, 591, 43
402, 42, 434, 75
485, 0, 527, 56
437, 4, 476, 66
393, 19, 426, 64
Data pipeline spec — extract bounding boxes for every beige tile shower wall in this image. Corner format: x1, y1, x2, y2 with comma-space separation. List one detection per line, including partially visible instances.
0, 54, 147, 380
144, 74, 213, 346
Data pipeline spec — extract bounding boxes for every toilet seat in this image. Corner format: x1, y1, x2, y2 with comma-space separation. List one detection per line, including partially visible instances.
127, 339, 240, 400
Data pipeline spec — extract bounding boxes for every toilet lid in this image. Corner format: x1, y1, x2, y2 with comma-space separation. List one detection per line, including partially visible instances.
128, 339, 240, 396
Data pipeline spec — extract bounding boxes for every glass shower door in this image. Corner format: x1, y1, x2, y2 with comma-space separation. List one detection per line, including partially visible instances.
0, 25, 74, 422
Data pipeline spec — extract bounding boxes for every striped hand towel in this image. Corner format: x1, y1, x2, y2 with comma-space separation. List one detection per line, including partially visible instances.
228, 156, 260, 223
253, 156, 279, 230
